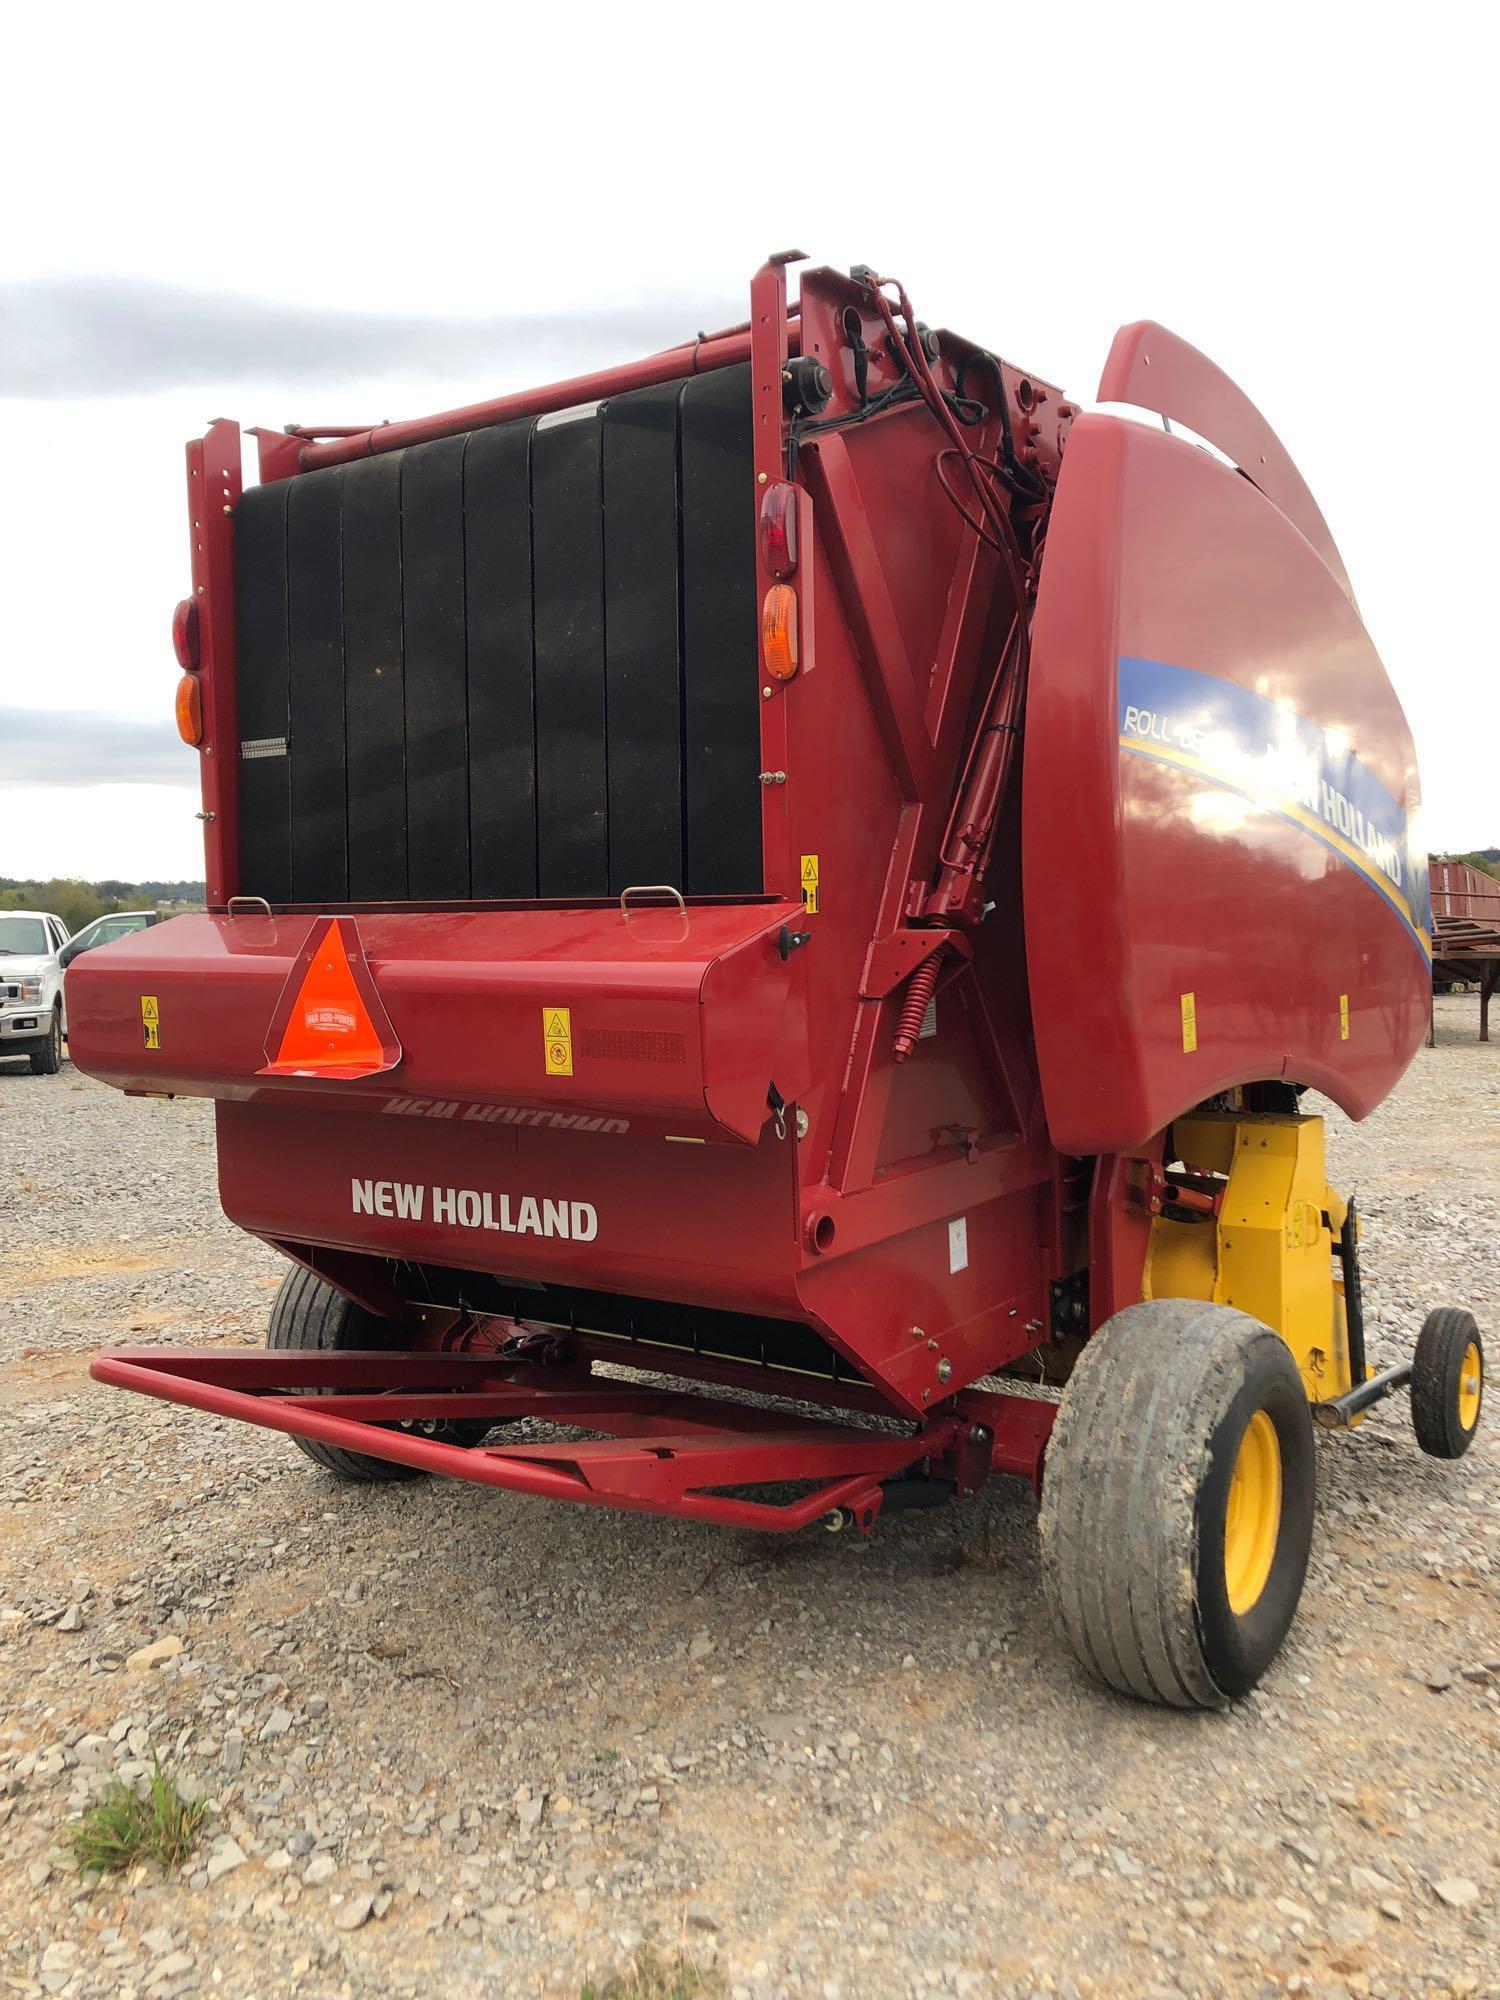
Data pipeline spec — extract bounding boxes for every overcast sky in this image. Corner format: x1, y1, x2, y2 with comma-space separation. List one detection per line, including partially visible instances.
1, 2, 1495, 882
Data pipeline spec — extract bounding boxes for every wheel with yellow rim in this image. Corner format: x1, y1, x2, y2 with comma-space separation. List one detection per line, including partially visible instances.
1225, 1410, 1283, 1615
1411, 1308, 1484, 1460
1039, 1300, 1316, 1709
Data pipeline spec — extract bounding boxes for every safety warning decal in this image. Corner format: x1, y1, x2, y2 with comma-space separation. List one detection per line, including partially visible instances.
543, 1006, 573, 1077
1339, 993, 1350, 1040
1180, 991, 1197, 1054
800, 854, 820, 915
141, 995, 160, 1050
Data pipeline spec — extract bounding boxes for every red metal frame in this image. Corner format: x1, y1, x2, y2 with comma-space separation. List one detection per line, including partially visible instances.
89, 1344, 1054, 1529
288, 317, 803, 476
184, 421, 241, 907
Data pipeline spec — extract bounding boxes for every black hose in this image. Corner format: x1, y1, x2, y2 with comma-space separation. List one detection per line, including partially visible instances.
956, 350, 1046, 498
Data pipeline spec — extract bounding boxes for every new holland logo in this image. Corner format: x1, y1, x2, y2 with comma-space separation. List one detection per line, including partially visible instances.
351, 1178, 598, 1241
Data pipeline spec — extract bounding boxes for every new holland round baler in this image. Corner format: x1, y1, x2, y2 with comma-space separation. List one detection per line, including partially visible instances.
70, 255, 1484, 1706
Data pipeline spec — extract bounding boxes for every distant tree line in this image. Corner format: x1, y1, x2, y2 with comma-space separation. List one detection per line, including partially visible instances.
0, 876, 205, 933
1450, 851, 1500, 881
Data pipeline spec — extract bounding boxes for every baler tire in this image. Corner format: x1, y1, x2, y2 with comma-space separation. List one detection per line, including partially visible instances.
28, 1006, 63, 1076
1410, 1308, 1484, 1459
1038, 1299, 1315, 1710
267, 1267, 493, 1483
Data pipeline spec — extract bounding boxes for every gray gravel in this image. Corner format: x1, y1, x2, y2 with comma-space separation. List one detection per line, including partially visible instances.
1, 996, 1496, 2000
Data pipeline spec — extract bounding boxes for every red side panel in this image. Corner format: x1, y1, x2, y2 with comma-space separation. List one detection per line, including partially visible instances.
1023, 411, 1429, 1156
65, 903, 810, 1146
1097, 321, 1355, 604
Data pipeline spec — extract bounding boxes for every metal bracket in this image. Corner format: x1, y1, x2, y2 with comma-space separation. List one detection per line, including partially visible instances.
860, 927, 968, 1000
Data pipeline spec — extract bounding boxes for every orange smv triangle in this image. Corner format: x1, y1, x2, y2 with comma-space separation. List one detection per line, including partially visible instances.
260, 919, 397, 1080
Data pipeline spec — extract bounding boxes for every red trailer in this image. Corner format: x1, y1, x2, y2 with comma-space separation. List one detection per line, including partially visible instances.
70, 255, 1484, 1708
1430, 857, 1500, 1038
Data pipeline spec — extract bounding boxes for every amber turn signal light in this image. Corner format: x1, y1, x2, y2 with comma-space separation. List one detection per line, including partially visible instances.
762, 584, 800, 682
175, 673, 203, 746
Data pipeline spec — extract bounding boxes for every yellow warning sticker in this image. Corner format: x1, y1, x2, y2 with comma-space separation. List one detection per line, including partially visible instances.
543, 1006, 573, 1077
141, 995, 160, 1051
1180, 991, 1197, 1054
1339, 993, 1350, 1040
800, 853, 820, 916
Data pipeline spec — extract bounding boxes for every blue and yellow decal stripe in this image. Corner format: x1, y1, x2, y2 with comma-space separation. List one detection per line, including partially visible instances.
1116, 656, 1431, 958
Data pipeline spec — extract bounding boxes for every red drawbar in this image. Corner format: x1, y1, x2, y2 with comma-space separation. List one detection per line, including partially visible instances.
260, 918, 400, 1080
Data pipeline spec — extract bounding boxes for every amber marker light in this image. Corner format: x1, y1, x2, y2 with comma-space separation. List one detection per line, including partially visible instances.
175, 674, 203, 746
762, 584, 800, 681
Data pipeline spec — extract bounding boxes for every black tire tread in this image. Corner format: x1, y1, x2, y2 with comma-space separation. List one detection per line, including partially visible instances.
1411, 1307, 1483, 1460
1040, 1300, 1306, 1710
267, 1266, 424, 1483
28, 1006, 63, 1076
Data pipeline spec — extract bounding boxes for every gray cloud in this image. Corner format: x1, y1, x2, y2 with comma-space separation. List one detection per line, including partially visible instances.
1, 277, 741, 400
0, 707, 195, 789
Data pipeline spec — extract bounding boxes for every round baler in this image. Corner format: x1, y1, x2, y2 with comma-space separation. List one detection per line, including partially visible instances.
68, 255, 1482, 1707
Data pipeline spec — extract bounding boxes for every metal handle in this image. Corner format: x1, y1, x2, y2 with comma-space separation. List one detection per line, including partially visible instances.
225, 896, 273, 919
619, 884, 687, 917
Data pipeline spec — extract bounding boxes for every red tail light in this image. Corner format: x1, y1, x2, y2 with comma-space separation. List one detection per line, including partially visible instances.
760, 483, 799, 580
172, 598, 200, 670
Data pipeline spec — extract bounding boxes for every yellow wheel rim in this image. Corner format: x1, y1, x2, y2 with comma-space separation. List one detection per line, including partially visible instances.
1224, 1410, 1282, 1615
1457, 1340, 1483, 1432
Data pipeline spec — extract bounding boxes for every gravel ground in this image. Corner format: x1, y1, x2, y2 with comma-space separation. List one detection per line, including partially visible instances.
1, 995, 1496, 2000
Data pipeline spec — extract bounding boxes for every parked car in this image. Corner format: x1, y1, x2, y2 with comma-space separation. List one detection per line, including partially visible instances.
58, 909, 161, 968
0, 911, 70, 1073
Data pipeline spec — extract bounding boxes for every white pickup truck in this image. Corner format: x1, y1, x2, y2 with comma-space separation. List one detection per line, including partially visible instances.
0, 910, 70, 1074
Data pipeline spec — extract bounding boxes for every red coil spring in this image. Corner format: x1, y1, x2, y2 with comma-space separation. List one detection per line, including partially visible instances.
892, 951, 945, 1063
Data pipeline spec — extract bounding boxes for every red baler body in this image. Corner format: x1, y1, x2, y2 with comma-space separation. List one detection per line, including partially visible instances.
69, 262, 1430, 1523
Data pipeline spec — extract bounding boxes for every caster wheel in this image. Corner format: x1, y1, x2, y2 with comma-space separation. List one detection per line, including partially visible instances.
1411, 1308, 1484, 1460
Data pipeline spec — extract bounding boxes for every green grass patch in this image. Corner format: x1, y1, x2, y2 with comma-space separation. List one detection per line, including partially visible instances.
581, 1943, 723, 1999
65, 1755, 206, 1875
